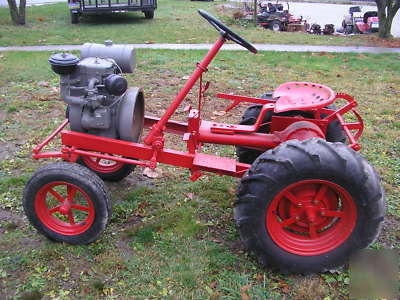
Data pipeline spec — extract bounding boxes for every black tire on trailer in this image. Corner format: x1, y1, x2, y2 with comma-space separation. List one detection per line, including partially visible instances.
70, 11, 79, 24
269, 20, 283, 31
234, 138, 385, 274
144, 10, 154, 19
23, 162, 111, 245
236, 96, 346, 164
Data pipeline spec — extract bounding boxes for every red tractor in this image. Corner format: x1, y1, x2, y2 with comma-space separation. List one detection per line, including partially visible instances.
24, 10, 385, 274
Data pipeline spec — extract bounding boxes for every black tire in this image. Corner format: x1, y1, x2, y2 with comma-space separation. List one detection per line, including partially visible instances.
234, 138, 385, 274
144, 10, 154, 19
345, 25, 354, 34
70, 11, 79, 24
269, 20, 283, 31
23, 162, 111, 245
236, 97, 346, 164
77, 157, 134, 182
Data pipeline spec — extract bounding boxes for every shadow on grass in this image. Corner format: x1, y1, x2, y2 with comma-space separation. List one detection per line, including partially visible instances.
80, 12, 149, 25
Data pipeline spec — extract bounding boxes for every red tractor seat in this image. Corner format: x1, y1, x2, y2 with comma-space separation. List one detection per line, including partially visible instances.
272, 82, 336, 113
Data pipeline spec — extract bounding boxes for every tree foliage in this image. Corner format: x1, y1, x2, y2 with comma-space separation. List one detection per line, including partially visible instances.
375, 0, 400, 38
7, 0, 26, 25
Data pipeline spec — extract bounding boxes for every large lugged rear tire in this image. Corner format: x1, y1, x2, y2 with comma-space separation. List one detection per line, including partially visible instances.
23, 162, 111, 245
234, 138, 385, 273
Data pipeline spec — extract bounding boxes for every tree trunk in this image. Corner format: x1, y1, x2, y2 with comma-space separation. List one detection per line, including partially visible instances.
375, 0, 400, 38
7, 0, 26, 25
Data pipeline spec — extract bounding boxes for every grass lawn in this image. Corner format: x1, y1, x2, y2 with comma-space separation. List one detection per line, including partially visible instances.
1, 0, 399, 47
0, 48, 399, 298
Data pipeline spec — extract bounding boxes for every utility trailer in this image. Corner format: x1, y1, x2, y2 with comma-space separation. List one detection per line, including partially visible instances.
68, 0, 157, 23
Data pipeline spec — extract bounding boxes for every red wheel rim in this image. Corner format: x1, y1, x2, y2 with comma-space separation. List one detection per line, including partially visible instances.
266, 180, 357, 256
34, 182, 95, 235
82, 154, 124, 173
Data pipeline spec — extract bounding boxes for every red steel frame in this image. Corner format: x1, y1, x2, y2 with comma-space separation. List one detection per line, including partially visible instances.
32, 36, 364, 181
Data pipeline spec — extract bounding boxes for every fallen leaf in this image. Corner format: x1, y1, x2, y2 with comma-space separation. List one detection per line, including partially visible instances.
213, 110, 226, 116
241, 293, 250, 300
209, 280, 218, 289
38, 81, 50, 87
240, 284, 251, 292
186, 193, 195, 200
319, 51, 327, 56
143, 167, 163, 178
36, 17, 45, 22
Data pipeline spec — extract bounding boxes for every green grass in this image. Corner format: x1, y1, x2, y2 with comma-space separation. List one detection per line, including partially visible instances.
0, 0, 396, 47
0, 49, 399, 298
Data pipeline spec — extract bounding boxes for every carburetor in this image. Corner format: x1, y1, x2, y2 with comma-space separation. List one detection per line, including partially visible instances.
49, 41, 144, 143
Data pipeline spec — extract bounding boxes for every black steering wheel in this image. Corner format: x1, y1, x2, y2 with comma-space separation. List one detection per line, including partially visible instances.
198, 9, 257, 54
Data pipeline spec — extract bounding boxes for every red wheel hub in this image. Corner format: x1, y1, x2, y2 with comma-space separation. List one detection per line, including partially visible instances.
34, 182, 95, 235
266, 180, 357, 256
82, 155, 124, 173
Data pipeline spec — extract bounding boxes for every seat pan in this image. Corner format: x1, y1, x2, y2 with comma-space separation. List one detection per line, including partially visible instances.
272, 82, 336, 113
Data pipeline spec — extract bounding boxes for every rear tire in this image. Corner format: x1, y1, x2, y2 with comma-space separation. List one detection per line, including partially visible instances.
236, 97, 346, 164
144, 10, 154, 19
70, 11, 79, 24
23, 162, 111, 245
234, 138, 385, 273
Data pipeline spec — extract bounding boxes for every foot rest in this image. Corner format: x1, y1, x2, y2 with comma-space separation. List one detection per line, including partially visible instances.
193, 153, 236, 173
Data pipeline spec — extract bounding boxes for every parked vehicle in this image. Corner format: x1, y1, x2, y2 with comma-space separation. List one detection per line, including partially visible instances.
257, 1, 307, 32
24, 10, 385, 274
341, 6, 379, 34
68, 0, 157, 24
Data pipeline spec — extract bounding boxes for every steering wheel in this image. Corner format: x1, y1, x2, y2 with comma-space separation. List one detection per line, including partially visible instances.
198, 9, 258, 54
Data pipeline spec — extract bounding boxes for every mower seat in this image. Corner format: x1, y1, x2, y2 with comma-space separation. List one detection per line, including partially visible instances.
272, 82, 336, 113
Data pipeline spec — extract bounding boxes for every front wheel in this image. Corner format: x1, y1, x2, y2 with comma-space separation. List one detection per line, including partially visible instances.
78, 154, 134, 182
234, 138, 385, 273
23, 162, 111, 245
269, 20, 283, 31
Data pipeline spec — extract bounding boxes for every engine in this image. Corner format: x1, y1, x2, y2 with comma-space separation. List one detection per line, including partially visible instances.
49, 41, 144, 142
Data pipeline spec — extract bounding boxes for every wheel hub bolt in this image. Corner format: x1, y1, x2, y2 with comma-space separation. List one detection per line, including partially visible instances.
59, 206, 69, 215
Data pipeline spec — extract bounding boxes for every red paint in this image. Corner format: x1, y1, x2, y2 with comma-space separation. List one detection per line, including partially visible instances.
34, 182, 95, 235
272, 82, 336, 113
32, 37, 364, 182
144, 36, 226, 146
266, 180, 357, 256
81, 155, 125, 173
